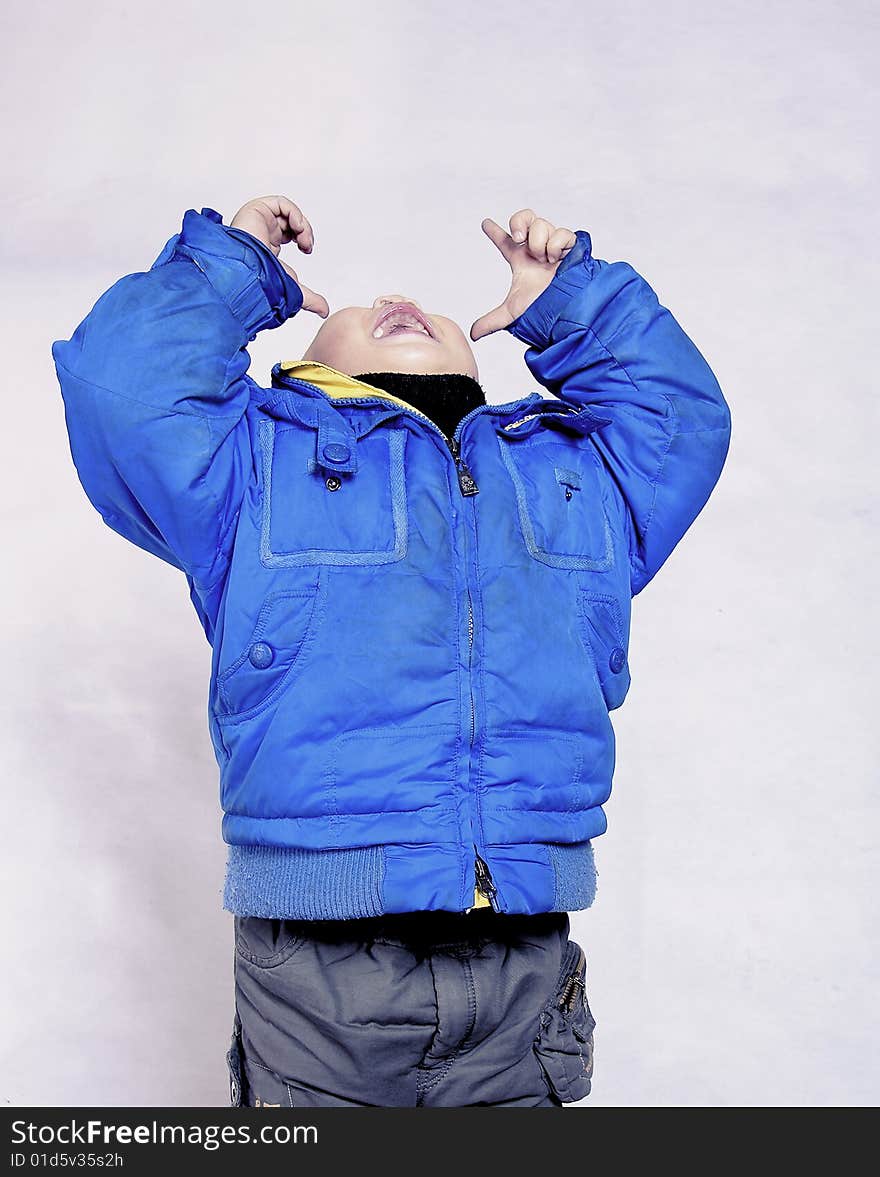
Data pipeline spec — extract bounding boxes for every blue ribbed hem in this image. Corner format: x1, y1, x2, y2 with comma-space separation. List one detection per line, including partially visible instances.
548, 841, 598, 911
223, 844, 386, 919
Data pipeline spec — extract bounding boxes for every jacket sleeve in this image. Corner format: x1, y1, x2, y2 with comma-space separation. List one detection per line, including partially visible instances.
506, 231, 732, 596
51, 207, 303, 598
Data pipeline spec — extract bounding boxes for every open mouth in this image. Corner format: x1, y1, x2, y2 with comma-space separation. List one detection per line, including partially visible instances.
372, 303, 436, 340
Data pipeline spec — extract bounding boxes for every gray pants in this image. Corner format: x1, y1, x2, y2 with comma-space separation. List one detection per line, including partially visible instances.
227, 908, 595, 1107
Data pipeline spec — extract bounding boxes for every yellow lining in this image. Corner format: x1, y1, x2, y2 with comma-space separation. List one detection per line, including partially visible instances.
468, 887, 492, 911
278, 359, 428, 417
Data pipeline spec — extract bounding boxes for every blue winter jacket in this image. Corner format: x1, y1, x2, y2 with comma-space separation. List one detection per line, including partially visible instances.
51, 207, 731, 919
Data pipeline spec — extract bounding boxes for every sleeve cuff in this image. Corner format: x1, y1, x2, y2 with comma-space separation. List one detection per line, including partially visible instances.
506, 229, 596, 349
151, 207, 304, 338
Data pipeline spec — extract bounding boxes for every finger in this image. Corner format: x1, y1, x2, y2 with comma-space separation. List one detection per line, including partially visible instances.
470, 302, 512, 341
547, 227, 576, 264
278, 261, 330, 317
284, 207, 315, 253
251, 197, 314, 254
480, 217, 516, 263
297, 282, 330, 318
509, 208, 536, 244
526, 218, 552, 262
272, 196, 314, 253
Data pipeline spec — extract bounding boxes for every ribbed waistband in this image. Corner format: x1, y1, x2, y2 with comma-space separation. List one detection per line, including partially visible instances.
222, 840, 597, 919
224, 843, 386, 919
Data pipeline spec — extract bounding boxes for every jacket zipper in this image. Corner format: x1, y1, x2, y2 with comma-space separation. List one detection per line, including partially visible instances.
447, 434, 479, 496
442, 418, 484, 759
447, 425, 492, 909
274, 376, 523, 912
465, 587, 475, 745
452, 439, 477, 751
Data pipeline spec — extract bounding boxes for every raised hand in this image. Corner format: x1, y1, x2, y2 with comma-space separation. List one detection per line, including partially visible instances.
230, 195, 329, 318
470, 209, 577, 342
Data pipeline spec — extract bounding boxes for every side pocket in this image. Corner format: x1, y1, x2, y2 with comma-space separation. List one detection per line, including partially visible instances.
214, 584, 323, 724
234, 915, 305, 969
533, 939, 596, 1104
578, 590, 631, 711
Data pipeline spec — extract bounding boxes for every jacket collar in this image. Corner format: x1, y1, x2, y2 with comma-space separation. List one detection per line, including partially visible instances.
261, 359, 449, 437
259, 359, 608, 440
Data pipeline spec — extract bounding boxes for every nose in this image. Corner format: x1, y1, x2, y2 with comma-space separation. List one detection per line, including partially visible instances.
372, 294, 422, 310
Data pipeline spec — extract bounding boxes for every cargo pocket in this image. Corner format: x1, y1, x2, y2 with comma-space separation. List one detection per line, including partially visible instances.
226, 1010, 245, 1107
533, 939, 596, 1103
226, 1001, 294, 1107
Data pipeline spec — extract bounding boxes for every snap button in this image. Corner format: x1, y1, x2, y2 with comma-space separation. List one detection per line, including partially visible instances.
325, 475, 342, 491
248, 641, 274, 669
609, 646, 626, 674
322, 442, 351, 463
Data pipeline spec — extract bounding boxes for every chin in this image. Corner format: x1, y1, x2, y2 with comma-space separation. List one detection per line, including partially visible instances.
363, 350, 451, 376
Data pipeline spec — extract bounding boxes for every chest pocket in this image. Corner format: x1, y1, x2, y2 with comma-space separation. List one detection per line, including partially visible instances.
258, 418, 409, 567
497, 432, 614, 571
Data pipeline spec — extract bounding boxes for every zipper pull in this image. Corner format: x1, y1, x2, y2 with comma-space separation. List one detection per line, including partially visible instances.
447, 436, 479, 496
474, 853, 498, 904
559, 974, 586, 1014
558, 945, 587, 1011
466, 851, 499, 913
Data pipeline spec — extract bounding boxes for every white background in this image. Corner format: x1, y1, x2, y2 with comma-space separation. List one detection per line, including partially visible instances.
1, 0, 876, 1106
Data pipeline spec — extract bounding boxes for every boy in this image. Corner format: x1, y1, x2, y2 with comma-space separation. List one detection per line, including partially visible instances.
52, 194, 731, 1107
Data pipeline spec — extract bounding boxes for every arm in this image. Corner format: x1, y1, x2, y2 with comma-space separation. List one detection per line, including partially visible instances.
51, 196, 325, 631
507, 230, 731, 594
471, 211, 731, 596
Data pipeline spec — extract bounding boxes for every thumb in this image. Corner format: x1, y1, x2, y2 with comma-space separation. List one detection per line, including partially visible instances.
279, 259, 330, 318
298, 282, 331, 319
481, 217, 516, 264
470, 302, 513, 342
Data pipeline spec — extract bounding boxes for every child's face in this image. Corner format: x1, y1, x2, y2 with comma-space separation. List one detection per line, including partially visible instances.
302, 295, 479, 379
